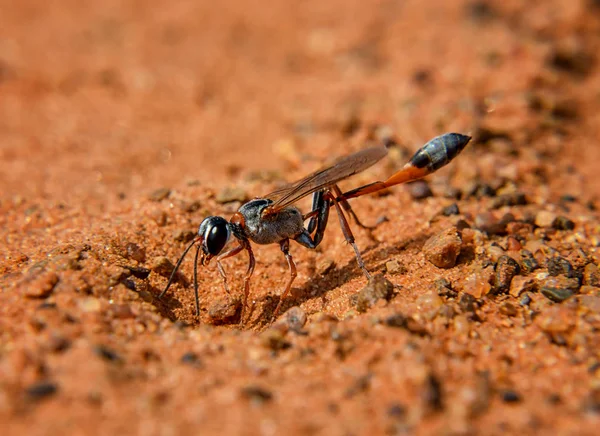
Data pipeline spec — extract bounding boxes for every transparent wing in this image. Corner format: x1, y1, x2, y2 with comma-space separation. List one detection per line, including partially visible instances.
265, 146, 389, 212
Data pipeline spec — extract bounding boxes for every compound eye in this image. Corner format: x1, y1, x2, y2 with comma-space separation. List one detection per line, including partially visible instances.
205, 223, 229, 255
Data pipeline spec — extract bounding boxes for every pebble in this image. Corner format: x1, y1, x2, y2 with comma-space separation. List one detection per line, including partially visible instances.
491, 192, 527, 209
282, 306, 308, 332
553, 216, 575, 231
487, 244, 507, 263
423, 227, 462, 269
546, 256, 573, 277
416, 291, 444, 320
462, 266, 493, 299
125, 242, 146, 263
93, 344, 123, 363
499, 301, 518, 317
148, 187, 171, 202
261, 327, 291, 351
180, 352, 204, 368
441, 203, 460, 216
241, 385, 273, 404
494, 255, 521, 293
216, 186, 248, 204
407, 180, 433, 200
208, 298, 241, 324
500, 390, 522, 403
506, 221, 534, 237
385, 259, 407, 275
475, 212, 514, 235
435, 278, 457, 298
540, 276, 579, 302
150, 256, 176, 278
355, 274, 394, 313
18, 270, 59, 299
583, 263, 600, 287
506, 236, 522, 252
535, 210, 557, 228
25, 381, 59, 401
520, 250, 539, 273
78, 297, 103, 313
509, 276, 536, 297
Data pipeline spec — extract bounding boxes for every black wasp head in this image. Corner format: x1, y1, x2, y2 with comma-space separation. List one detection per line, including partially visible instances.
198, 216, 231, 256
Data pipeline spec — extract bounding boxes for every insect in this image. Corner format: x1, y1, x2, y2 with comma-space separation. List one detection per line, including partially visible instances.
159, 132, 471, 323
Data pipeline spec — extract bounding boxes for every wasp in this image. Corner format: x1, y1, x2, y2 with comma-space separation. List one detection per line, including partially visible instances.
159, 133, 471, 323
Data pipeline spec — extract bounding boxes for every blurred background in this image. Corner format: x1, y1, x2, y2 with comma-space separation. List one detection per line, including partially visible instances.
1, 0, 599, 207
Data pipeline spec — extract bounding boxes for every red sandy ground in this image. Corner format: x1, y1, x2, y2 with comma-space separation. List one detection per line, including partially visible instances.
1, 0, 600, 434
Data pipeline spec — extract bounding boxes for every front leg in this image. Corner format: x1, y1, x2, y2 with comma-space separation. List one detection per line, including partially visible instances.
215, 243, 245, 296
272, 239, 298, 320
240, 241, 256, 325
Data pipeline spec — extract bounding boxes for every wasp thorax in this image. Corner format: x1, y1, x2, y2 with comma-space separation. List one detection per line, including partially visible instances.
198, 216, 231, 256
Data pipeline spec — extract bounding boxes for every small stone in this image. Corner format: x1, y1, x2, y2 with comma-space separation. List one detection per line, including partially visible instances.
491, 192, 527, 209
494, 255, 521, 293
464, 181, 496, 199
535, 211, 557, 228
407, 180, 433, 200
148, 188, 171, 202
475, 212, 507, 235
501, 390, 522, 403
520, 250, 539, 273
25, 381, 58, 401
506, 221, 533, 236
173, 229, 196, 243
487, 245, 506, 263
423, 227, 462, 269
583, 263, 600, 287
216, 186, 248, 204
434, 278, 457, 298
125, 242, 146, 263
553, 216, 575, 231
93, 345, 123, 362
79, 297, 102, 313
261, 327, 291, 351
355, 274, 394, 313
416, 291, 444, 320
509, 276, 536, 297
384, 313, 407, 328
441, 203, 460, 216
180, 352, 203, 368
540, 276, 579, 302
282, 306, 307, 332
150, 256, 175, 278
18, 270, 59, 299
499, 301, 518, 317
547, 257, 573, 277
149, 209, 168, 226
385, 259, 407, 275
462, 267, 493, 299
126, 266, 151, 280
506, 236, 522, 252
241, 386, 273, 404
208, 298, 241, 324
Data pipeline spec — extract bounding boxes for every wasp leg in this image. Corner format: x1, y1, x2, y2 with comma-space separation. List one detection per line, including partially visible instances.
216, 243, 245, 297
327, 192, 372, 280
332, 184, 381, 231
192, 244, 202, 316
240, 241, 256, 326
306, 190, 324, 234
272, 239, 298, 320
296, 191, 331, 249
